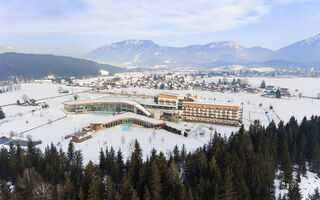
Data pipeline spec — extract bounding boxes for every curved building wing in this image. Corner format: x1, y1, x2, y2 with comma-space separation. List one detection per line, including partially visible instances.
64, 98, 151, 116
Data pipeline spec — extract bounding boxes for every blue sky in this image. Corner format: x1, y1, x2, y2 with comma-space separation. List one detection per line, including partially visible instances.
0, 0, 320, 57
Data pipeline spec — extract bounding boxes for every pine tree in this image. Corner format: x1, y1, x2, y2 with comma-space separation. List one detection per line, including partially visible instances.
128, 140, 142, 186
121, 178, 139, 200
276, 89, 281, 98
115, 149, 124, 184
143, 186, 152, 200
106, 177, 116, 200
87, 179, 100, 200
186, 186, 194, 200
67, 141, 75, 167
78, 186, 85, 200
260, 80, 266, 89
98, 148, 106, 176
52, 185, 63, 200
0, 107, 5, 119
308, 187, 320, 200
221, 168, 236, 200
173, 145, 180, 163
63, 176, 74, 200
150, 161, 162, 200
287, 180, 302, 200
166, 161, 184, 200
0, 180, 11, 199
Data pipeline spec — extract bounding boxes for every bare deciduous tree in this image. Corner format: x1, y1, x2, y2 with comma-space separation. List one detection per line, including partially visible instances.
21, 94, 29, 102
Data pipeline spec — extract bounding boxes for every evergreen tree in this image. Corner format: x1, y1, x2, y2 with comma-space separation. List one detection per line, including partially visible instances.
121, 178, 139, 200
78, 186, 85, 200
308, 187, 320, 200
106, 177, 117, 200
165, 161, 184, 200
67, 141, 75, 167
287, 180, 302, 200
143, 186, 152, 200
150, 161, 162, 200
260, 80, 266, 89
127, 140, 142, 186
276, 89, 281, 98
115, 149, 124, 184
186, 186, 194, 200
87, 179, 101, 200
63, 176, 74, 200
220, 168, 236, 200
0, 180, 11, 200
98, 148, 106, 176
0, 107, 5, 119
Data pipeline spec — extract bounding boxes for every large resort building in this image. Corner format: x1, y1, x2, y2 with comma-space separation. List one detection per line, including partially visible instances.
64, 99, 151, 116
63, 93, 242, 127
181, 102, 241, 126
71, 112, 168, 143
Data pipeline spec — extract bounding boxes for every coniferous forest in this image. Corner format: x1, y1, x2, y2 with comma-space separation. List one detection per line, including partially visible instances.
0, 116, 320, 200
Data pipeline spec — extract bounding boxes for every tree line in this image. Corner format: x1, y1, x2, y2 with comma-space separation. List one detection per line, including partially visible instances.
0, 115, 320, 199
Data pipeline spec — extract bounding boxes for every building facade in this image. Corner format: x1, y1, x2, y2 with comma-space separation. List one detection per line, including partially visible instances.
64, 95, 242, 126
64, 99, 151, 116
181, 102, 242, 126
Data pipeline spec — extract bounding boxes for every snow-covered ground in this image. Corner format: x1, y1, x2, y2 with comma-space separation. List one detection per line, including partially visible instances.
274, 168, 320, 199
0, 78, 319, 163
0, 83, 88, 105
110, 85, 320, 129
0, 78, 319, 197
0, 83, 223, 163
200, 76, 320, 97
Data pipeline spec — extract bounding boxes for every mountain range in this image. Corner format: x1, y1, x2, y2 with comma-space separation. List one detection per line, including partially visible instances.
87, 34, 320, 68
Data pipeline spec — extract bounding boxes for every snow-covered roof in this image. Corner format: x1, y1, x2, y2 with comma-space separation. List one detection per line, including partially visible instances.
157, 92, 183, 98
64, 98, 151, 116
89, 112, 165, 125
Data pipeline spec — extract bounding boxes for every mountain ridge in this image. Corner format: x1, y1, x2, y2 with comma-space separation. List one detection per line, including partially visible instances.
87, 34, 320, 68
0, 52, 125, 81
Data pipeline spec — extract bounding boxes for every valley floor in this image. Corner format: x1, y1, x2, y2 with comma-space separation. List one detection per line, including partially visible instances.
0, 77, 319, 198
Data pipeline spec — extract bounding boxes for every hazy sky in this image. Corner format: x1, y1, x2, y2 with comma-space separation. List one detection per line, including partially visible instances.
0, 0, 320, 57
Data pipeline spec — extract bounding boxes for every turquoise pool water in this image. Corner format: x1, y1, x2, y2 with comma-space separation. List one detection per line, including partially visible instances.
123, 126, 131, 131
92, 113, 109, 116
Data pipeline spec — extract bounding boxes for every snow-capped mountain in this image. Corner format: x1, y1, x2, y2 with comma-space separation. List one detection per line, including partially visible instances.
277, 33, 320, 63
0, 45, 15, 53
87, 34, 320, 68
87, 40, 275, 67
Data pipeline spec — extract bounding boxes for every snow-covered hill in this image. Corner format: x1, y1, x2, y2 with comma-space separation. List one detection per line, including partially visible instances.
277, 33, 320, 63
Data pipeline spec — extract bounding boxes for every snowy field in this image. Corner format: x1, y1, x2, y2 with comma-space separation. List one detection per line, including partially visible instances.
0, 83, 228, 163
0, 78, 319, 197
0, 79, 319, 162
110, 80, 320, 128
274, 168, 320, 199
200, 76, 320, 97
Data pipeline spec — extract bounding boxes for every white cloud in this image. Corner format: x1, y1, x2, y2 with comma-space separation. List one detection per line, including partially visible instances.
0, 0, 273, 36
274, 0, 317, 4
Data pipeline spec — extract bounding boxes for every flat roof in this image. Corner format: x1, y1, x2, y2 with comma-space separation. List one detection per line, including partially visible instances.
140, 102, 176, 108
158, 93, 183, 99
64, 98, 151, 116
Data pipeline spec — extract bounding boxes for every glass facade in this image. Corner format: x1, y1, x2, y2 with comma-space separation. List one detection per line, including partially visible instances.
65, 102, 145, 115
101, 118, 161, 129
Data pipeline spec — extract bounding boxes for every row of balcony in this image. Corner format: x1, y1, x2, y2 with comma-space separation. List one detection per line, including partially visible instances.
182, 117, 240, 126
182, 110, 238, 115
183, 107, 237, 112
181, 113, 238, 120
